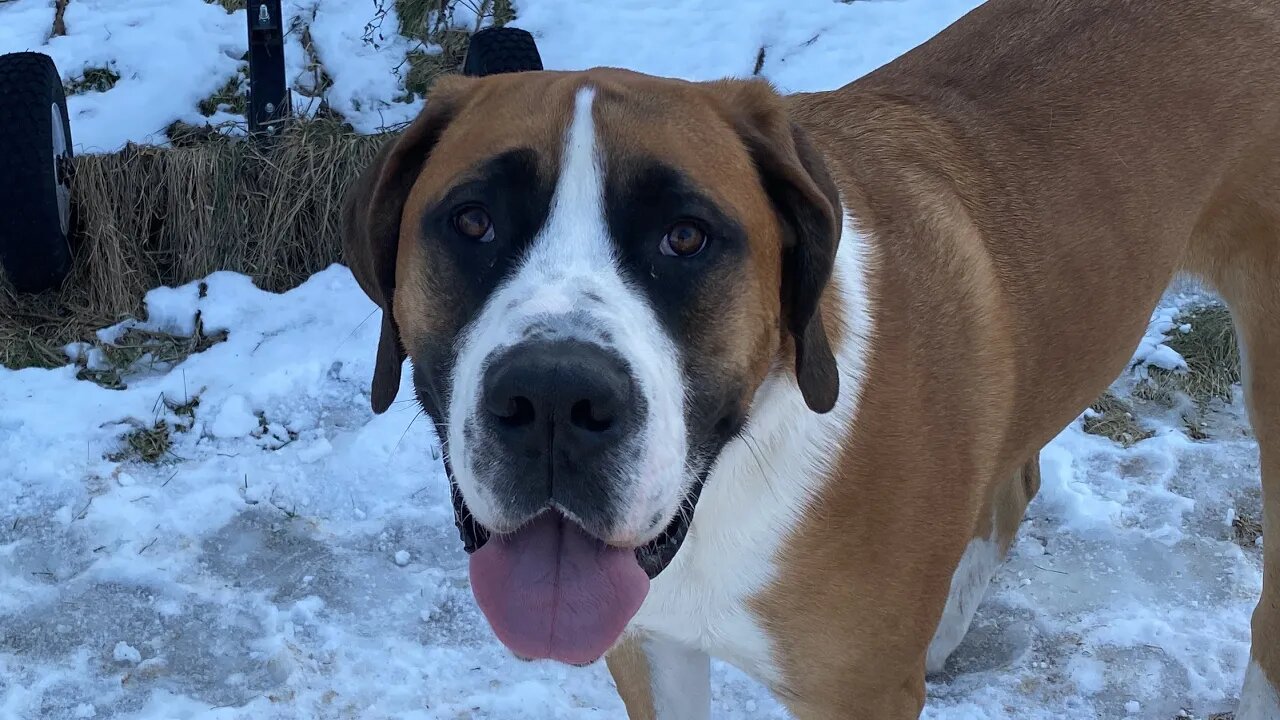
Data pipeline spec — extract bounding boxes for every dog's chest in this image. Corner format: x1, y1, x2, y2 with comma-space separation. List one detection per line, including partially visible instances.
628, 372, 846, 685
629, 497, 784, 681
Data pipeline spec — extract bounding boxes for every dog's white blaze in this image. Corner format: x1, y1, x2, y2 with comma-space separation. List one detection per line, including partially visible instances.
641, 634, 712, 720
925, 525, 1001, 674
446, 85, 688, 540
1238, 659, 1280, 720
629, 213, 876, 686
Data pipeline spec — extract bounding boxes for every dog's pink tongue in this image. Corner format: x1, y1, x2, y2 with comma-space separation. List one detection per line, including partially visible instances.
469, 513, 649, 665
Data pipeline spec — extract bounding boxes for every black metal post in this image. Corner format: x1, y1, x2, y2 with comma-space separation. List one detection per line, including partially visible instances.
246, 0, 289, 134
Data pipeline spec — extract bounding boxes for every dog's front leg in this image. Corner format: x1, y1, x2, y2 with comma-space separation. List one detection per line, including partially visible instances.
606, 632, 710, 720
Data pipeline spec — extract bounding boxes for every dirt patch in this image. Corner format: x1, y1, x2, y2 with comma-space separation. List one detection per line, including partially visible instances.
52, 0, 70, 36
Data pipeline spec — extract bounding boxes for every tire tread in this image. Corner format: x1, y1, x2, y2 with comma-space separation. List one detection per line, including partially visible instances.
0, 51, 73, 293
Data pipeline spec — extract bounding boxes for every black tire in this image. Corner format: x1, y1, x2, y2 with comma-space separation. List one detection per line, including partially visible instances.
0, 52, 74, 294
461, 27, 543, 77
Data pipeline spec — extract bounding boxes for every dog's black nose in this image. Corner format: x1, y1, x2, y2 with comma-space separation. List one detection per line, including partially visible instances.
475, 339, 647, 538
482, 339, 635, 460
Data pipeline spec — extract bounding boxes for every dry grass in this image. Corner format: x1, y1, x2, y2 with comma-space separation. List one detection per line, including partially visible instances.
294, 21, 336, 102
397, 0, 515, 39
1126, 302, 1242, 439
0, 283, 227, 382
76, 324, 227, 389
1131, 377, 1177, 407
198, 72, 248, 116
1232, 510, 1264, 548
5, 119, 388, 316
1, 119, 391, 369
1083, 392, 1154, 447
0, 290, 120, 371
108, 390, 200, 463
208, 0, 245, 11
66, 66, 121, 95
107, 391, 202, 464
403, 40, 469, 97
395, 0, 516, 96
1161, 303, 1241, 405
109, 421, 174, 463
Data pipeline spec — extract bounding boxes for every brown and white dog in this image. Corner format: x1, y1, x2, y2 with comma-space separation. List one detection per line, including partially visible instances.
341, 0, 1280, 716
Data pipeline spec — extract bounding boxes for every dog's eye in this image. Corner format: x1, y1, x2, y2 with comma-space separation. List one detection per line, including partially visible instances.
453, 205, 494, 242
660, 221, 708, 257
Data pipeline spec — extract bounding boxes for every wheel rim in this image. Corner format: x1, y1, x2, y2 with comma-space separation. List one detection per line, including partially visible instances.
51, 103, 71, 236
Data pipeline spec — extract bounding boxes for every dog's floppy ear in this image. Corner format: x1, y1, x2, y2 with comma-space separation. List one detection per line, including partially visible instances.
708, 79, 841, 413
342, 75, 473, 413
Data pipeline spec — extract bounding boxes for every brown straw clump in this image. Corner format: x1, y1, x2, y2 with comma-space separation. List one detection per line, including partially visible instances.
63, 120, 390, 316
0, 120, 392, 369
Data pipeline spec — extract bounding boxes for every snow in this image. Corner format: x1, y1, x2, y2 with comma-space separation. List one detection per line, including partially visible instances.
112, 641, 142, 665
307, 0, 425, 132
0, 0, 54, 56
0, 0, 430, 151
0, 0, 1267, 718
516, 0, 981, 93
43, 0, 245, 152
210, 395, 260, 439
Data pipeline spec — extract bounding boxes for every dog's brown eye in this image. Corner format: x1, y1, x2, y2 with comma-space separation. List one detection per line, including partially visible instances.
660, 222, 707, 257
453, 206, 494, 242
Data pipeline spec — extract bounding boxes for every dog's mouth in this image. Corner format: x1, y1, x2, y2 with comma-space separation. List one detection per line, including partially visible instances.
450, 475, 707, 578
449, 476, 707, 665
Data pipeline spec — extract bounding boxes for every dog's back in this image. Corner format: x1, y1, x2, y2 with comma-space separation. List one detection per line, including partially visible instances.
790, 0, 1280, 459
761, 2, 1280, 714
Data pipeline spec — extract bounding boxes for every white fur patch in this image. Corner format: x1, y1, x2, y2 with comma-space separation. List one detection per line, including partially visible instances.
629, 213, 876, 685
924, 526, 1001, 674
445, 86, 688, 541
643, 635, 711, 720
1238, 660, 1280, 720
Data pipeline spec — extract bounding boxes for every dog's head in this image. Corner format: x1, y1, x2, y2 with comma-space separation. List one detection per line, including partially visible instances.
343, 68, 841, 665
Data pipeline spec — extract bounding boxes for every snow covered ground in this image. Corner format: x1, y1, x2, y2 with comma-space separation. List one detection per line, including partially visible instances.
0, 0, 1267, 718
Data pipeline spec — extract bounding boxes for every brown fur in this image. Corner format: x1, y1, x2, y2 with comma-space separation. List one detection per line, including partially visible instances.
606, 635, 659, 720
748, 0, 1280, 716
1189, 145, 1280, 715
344, 68, 845, 424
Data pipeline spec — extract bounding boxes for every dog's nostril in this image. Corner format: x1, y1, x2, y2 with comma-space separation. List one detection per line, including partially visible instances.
570, 398, 614, 433
494, 395, 537, 428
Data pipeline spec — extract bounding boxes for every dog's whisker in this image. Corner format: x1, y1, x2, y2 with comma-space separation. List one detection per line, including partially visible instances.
389, 408, 425, 459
